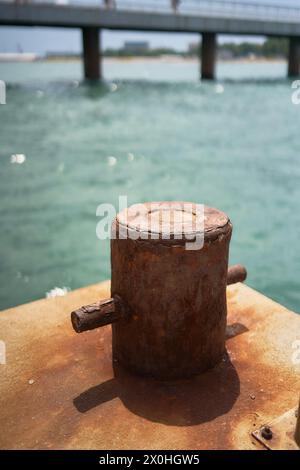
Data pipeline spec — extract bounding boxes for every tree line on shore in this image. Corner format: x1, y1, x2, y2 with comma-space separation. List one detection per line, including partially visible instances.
45, 37, 288, 60
102, 37, 288, 58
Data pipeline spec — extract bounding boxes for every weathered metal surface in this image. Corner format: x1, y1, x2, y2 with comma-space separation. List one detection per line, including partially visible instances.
253, 407, 299, 450
227, 264, 247, 286
71, 264, 247, 335
1, 282, 300, 449
71, 295, 126, 333
110, 203, 232, 379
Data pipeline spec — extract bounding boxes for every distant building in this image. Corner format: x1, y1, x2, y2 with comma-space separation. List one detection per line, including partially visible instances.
0, 53, 38, 62
123, 41, 149, 53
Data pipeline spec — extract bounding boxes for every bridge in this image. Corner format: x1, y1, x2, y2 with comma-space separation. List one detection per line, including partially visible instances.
0, 0, 300, 80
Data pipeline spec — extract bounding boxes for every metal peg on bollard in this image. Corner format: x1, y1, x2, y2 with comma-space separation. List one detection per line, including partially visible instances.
71, 295, 127, 333
71, 264, 247, 334
227, 264, 247, 285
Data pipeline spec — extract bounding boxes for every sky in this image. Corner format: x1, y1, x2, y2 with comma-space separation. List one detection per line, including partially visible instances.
0, 0, 299, 54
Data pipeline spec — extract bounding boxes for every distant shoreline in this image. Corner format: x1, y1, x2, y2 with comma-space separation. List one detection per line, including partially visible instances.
0, 55, 286, 64
41, 56, 286, 64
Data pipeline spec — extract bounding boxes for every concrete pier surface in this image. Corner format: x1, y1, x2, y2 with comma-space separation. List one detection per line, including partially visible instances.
1, 2, 300, 79
0, 281, 299, 449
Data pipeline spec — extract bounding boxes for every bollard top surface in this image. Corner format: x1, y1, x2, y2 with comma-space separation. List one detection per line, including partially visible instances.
116, 202, 231, 245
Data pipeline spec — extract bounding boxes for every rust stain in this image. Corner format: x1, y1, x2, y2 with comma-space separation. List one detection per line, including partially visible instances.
0, 281, 300, 449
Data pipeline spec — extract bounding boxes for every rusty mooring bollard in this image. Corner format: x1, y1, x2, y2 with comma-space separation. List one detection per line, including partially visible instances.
71, 202, 247, 379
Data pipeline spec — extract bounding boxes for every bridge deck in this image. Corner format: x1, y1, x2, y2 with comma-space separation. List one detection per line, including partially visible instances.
1, 2, 300, 37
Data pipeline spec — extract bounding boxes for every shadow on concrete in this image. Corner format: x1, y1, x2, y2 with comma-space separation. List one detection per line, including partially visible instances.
73, 350, 240, 426
226, 322, 249, 339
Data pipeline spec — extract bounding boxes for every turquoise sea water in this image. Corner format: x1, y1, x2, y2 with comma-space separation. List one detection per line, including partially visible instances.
0, 59, 299, 312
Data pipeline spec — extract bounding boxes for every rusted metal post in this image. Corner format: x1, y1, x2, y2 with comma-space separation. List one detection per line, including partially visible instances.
110, 203, 231, 378
71, 202, 247, 380
82, 27, 101, 80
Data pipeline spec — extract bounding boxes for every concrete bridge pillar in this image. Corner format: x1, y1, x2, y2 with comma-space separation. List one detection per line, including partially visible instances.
82, 27, 101, 80
201, 33, 217, 80
288, 37, 300, 77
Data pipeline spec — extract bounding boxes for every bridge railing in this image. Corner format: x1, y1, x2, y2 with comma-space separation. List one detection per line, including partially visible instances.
114, 0, 300, 22
4, 0, 300, 22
